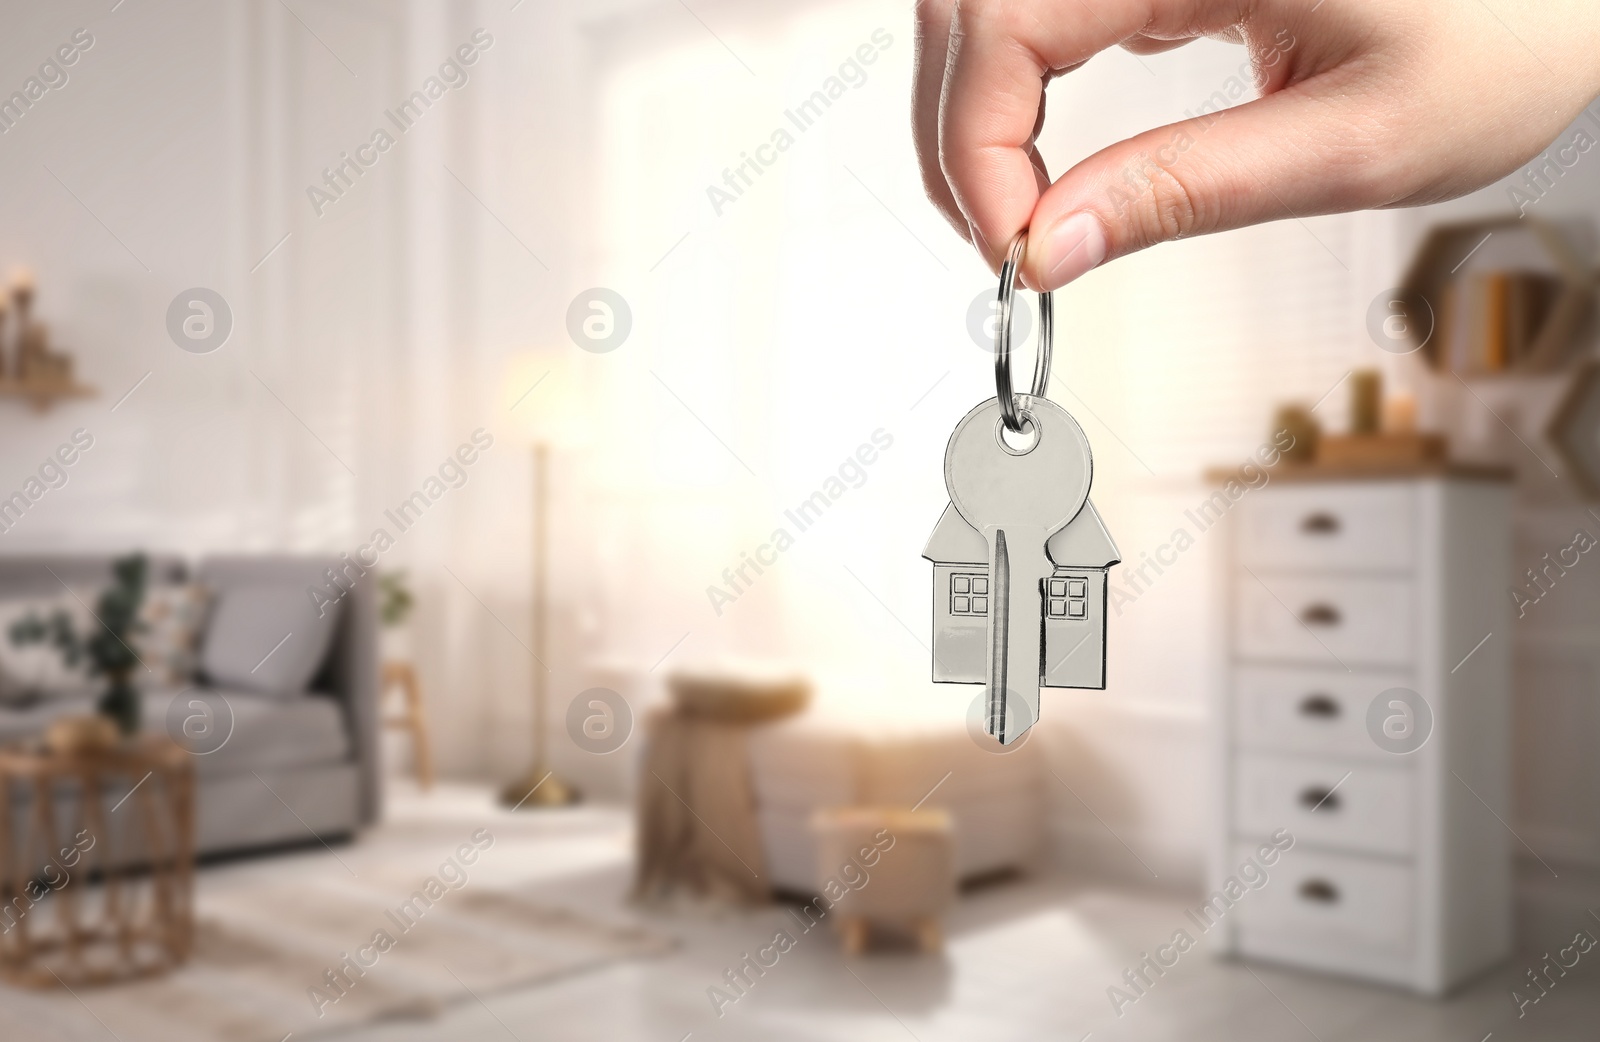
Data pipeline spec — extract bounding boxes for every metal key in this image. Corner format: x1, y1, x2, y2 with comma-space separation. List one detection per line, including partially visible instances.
944, 395, 1092, 743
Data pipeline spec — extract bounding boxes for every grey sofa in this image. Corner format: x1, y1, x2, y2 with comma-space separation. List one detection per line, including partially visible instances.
0, 554, 380, 857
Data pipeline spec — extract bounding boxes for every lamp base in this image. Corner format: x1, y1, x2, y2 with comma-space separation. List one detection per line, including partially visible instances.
500, 768, 579, 810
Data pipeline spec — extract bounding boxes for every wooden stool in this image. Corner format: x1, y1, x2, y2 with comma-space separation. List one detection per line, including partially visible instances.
811, 806, 954, 954
381, 661, 434, 790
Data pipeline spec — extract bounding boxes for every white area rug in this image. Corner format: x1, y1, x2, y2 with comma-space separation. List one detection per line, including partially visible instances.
2, 798, 671, 1042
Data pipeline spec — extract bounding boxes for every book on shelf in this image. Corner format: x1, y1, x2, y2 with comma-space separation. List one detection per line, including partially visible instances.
1433, 271, 1562, 376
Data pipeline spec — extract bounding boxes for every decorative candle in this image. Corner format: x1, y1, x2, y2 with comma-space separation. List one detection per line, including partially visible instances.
1350, 369, 1382, 435
1383, 391, 1418, 433
1273, 405, 1319, 463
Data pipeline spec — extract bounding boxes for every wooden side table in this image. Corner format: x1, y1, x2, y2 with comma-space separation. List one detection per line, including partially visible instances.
382, 661, 435, 790
0, 735, 195, 988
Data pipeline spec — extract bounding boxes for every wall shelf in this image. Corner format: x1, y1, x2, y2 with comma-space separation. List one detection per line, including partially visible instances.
1399, 216, 1595, 377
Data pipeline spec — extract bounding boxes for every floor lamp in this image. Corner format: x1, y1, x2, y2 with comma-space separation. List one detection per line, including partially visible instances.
500, 373, 580, 809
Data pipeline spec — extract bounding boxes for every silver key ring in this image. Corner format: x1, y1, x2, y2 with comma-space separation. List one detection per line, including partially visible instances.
993, 230, 1053, 432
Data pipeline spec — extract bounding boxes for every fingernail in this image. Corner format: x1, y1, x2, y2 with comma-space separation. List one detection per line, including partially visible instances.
1038, 212, 1107, 289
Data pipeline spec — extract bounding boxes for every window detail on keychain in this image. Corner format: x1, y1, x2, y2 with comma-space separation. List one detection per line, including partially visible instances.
948, 573, 988, 616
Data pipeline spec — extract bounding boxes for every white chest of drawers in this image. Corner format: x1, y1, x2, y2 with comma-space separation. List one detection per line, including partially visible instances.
1208, 472, 1512, 994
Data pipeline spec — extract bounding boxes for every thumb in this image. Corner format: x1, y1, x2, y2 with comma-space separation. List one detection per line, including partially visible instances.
1021, 82, 1388, 290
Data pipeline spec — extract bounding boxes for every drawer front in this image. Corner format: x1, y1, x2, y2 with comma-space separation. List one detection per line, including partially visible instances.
1233, 753, 1414, 856
1234, 574, 1414, 667
1235, 484, 1414, 571
1233, 666, 1413, 757
1230, 843, 1414, 955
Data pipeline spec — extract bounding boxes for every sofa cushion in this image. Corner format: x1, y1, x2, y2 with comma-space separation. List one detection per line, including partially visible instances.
134, 583, 212, 686
747, 713, 1042, 811
201, 585, 340, 695
0, 686, 351, 781
141, 687, 350, 778
746, 709, 1045, 889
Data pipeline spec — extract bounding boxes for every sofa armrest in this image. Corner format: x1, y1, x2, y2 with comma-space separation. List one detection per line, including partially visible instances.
329, 564, 381, 826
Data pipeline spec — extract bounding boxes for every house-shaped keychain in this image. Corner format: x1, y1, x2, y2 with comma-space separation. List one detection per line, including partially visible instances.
922, 499, 1120, 689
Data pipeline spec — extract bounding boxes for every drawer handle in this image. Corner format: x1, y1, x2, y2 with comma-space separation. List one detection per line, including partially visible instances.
1298, 879, 1340, 904
1299, 603, 1342, 627
1298, 694, 1340, 719
1300, 786, 1341, 812
1301, 512, 1341, 535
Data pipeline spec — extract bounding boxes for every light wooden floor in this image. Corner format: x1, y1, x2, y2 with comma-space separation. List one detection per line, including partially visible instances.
243, 783, 1600, 1042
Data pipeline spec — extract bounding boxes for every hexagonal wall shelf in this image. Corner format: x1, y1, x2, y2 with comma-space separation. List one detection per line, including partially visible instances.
1549, 359, 1600, 498
1399, 216, 1595, 375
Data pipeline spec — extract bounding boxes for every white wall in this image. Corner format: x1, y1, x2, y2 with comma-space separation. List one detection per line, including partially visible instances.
0, 0, 254, 549
0, 0, 523, 786
0, 0, 419, 553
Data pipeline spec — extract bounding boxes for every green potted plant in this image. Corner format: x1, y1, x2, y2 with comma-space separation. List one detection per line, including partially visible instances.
378, 570, 415, 661
9, 553, 148, 736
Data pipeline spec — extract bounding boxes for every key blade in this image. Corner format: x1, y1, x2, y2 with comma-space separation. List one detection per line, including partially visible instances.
987, 529, 1010, 739
984, 526, 1052, 745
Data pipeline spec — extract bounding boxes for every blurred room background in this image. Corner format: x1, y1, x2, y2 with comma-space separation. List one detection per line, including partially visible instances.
0, 1, 1597, 1040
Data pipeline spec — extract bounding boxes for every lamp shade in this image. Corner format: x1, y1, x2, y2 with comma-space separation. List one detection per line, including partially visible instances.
501, 352, 589, 449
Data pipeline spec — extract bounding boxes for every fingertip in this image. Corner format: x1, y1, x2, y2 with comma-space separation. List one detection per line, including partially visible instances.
1025, 211, 1108, 291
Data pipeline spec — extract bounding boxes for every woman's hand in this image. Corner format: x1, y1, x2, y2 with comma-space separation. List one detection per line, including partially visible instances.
914, 0, 1600, 289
